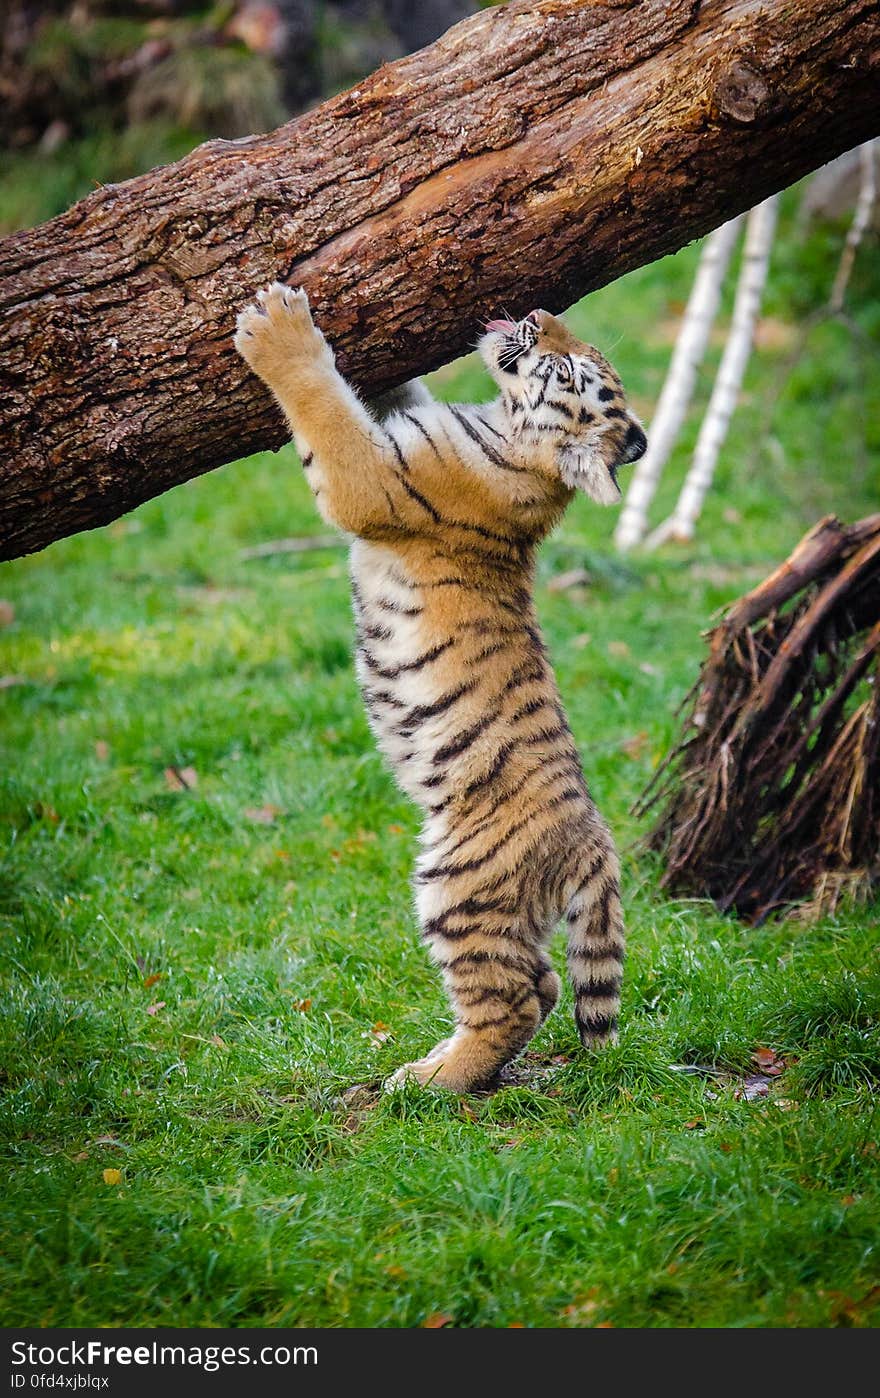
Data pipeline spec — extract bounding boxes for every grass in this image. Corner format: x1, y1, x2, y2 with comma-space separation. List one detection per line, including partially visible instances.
1, 145, 879, 1327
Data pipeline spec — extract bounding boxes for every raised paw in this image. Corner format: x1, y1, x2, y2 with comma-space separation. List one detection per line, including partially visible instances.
234, 282, 331, 381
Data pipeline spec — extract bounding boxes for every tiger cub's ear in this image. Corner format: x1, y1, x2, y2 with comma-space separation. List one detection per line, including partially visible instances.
556, 442, 621, 506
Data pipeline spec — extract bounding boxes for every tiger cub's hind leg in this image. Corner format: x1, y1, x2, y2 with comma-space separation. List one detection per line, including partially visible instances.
389, 917, 546, 1092
565, 839, 625, 1047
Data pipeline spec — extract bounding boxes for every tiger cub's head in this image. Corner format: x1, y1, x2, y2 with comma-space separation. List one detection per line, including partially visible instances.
479, 309, 646, 505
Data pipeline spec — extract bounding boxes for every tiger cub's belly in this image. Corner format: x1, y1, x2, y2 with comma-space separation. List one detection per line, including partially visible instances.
349, 540, 542, 810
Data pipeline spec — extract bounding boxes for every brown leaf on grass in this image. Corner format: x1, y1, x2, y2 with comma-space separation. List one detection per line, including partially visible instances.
620, 731, 650, 759
562, 1289, 602, 1324
371, 1021, 392, 1042
607, 639, 631, 659
94, 740, 110, 761
102, 1168, 122, 1185
0, 601, 15, 627
146, 1002, 166, 1016
164, 765, 198, 792
826, 1285, 880, 1326
384, 1264, 407, 1280
734, 1075, 772, 1101
684, 1119, 705, 1130
752, 1046, 785, 1075
143, 973, 162, 989
291, 998, 312, 1013
422, 1313, 454, 1329
245, 804, 281, 824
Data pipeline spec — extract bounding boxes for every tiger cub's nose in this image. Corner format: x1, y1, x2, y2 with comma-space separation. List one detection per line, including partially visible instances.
622, 421, 647, 463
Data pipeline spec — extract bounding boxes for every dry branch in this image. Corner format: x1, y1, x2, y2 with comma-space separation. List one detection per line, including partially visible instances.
1, 0, 879, 561
637, 514, 880, 923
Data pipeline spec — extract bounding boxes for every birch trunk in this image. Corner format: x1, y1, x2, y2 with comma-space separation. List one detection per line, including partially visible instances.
646, 195, 779, 547
613, 215, 743, 552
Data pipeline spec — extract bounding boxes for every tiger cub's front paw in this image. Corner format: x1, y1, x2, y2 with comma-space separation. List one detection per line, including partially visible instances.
234, 282, 332, 381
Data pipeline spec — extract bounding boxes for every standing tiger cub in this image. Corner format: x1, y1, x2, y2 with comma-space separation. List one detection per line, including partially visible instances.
234, 285, 646, 1091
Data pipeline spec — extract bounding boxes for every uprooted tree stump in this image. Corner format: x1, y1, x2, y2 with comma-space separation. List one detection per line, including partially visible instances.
636, 514, 880, 923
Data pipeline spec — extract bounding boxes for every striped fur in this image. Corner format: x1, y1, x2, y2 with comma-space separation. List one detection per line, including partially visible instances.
234, 287, 645, 1090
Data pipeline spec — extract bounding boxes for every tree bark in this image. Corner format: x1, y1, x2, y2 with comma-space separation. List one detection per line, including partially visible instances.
1, 0, 878, 561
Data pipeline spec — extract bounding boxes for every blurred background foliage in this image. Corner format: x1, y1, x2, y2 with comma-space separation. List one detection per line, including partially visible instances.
1, 1, 490, 234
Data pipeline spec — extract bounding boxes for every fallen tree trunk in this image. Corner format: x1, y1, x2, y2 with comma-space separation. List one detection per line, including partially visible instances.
1, 0, 878, 561
636, 514, 880, 924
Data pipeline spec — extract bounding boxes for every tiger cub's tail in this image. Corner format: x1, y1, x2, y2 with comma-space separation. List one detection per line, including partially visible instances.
565, 842, 625, 1046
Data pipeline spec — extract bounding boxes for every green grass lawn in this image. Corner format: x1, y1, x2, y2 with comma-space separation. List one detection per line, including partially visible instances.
1, 161, 879, 1326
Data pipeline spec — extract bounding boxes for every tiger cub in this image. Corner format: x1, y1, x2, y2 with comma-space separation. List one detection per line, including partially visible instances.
234, 285, 646, 1091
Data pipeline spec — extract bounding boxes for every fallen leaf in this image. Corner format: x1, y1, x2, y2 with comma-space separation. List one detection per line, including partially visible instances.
164, 766, 197, 792
752, 1046, 785, 1075
245, 803, 281, 824
826, 1285, 880, 1326
210, 1034, 226, 1048
291, 998, 312, 1013
0, 601, 15, 627
371, 1021, 392, 1042
639, 661, 661, 677
143, 972, 162, 989
718, 1142, 733, 1153
102, 1168, 122, 1185
562, 1289, 602, 1323
146, 1001, 166, 1016
385, 1265, 407, 1280
734, 1075, 772, 1101
620, 731, 649, 759
684, 1119, 705, 1130
422, 1313, 454, 1329
607, 639, 631, 659
94, 740, 110, 761
73, 1150, 89, 1162
572, 633, 592, 649
841, 1194, 857, 1206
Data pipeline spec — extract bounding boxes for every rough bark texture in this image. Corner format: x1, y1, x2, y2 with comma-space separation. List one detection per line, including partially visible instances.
1, 0, 878, 560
